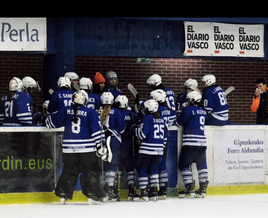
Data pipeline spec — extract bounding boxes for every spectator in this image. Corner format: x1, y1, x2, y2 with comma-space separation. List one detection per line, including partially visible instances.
251, 78, 268, 124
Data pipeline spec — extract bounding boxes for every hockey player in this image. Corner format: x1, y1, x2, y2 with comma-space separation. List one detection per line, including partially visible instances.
133, 99, 168, 201
79, 77, 101, 110
47, 76, 74, 114
202, 74, 230, 126
22, 76, 42, 123
176, 78, 200, 114
0, 77, 33, 157
114, 95, 138, 201
105, 71, 122, 99
0, 77, 32, 126
22, 76, 41, 96
176, 91, 209, 198
147, 73, 176, 112
45, 90, 107, 204
98, 92, 125, 200
149, 89, 176, 199
64, 72, 80, 91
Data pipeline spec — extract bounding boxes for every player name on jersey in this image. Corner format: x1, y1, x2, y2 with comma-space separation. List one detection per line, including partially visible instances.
67, 109, 87, 117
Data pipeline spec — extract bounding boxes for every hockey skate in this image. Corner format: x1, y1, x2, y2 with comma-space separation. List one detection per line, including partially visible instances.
138, 189, 149, 202
179, 182, 195, 198
127, 184, 139, 201
59, 193, 67, 205
158, 185, 167, 200
149, 186, 158, 202
195, 180, 209, 198
87, 192, 99, 205
107, 187, 118, 201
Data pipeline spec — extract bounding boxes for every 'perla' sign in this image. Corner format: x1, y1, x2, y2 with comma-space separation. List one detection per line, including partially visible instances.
0, 18, 46, 51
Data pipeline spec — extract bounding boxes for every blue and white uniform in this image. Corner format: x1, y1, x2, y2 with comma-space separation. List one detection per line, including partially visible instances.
47, 90, 74, 114
97, 106, 125, 189
108, 87, 121, 99
135, 114, 168, 190
202, 85, 229, 125
176, 105, 208, 188
164, 87, 176, 112
157, 104, 176, 191
46, 105, 103, 153
0, 92, 32, 126
158, 104, 176, 127
86, 92, 101, 110
118, 109, 138, 187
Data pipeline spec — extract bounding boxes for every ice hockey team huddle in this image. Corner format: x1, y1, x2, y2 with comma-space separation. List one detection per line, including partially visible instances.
0, 71, 231, 204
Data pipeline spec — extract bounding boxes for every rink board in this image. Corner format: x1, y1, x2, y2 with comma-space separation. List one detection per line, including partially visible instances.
1, 125, 268, 205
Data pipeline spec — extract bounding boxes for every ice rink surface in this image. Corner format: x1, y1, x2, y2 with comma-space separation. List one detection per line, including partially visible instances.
1, 194, 268, 218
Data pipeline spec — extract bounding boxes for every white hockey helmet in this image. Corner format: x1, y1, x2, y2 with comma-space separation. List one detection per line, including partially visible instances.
150, 89, 167, 103
147, 74, 162, 87
57, 76, 71, 89
144, 99, 159, 113
101, 92, 114, 105
202, 74, 216, 87
186, 91, 202, 104
22, 76, 40, 93
9, 77, 23, 92
115, 95, 128, 109
64, 72, 79, 81
72, 90, 88, 106
184, 78, 198, 90
79, 77, 93, 91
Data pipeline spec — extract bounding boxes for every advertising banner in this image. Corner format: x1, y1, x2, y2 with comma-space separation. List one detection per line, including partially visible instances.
213, 129, 265, 184
0, 18, 46, 51
0, 131, 61, 193
184, 21, 264, 57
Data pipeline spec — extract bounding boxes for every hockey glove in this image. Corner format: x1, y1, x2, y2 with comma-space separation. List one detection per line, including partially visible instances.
103, 125, 113, 138
96, 143, 108, 158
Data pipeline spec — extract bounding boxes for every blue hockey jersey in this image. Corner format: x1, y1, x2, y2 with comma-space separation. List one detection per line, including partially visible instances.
176, 92, 186, 112
164, 87, 176, 111
135, 114, 168, 155
47, 90, 75, 114
202, 85, 229, 122
158, 104, 176, 127
121, 109, 138, 141
97, 106, 125, 142
108, 87, 121, 99
86, 92, 101, 110
45, 105, 104, 153
176, 105, 206, 147
0, 91, 32, 126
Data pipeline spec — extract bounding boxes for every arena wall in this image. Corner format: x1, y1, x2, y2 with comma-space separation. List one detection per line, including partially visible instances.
0, 54, 266, 124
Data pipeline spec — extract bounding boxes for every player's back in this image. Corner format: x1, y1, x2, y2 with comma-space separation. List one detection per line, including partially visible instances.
58, 105, 101, 153
136, 114, 167, 155
86, 92, 101, 110
164, 87, 176, 111
0, 92, 32, 126
47, 89, 74, 114
203, 85, 229, 121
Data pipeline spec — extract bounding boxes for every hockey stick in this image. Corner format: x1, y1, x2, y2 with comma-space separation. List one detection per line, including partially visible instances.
127, 83, 139, 99
129, 113, 138, 200
127, 83, 141, 118
225, 86, 235, 95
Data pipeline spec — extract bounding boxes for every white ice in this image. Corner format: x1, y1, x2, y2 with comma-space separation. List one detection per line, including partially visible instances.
1, 194, 268, 218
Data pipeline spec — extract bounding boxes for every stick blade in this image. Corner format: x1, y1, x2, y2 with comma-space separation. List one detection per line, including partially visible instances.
225, 86, 235, 95
127, 83, 138, 97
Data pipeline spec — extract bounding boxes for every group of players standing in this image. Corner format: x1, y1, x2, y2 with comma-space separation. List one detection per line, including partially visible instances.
0, 71, 230, 204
